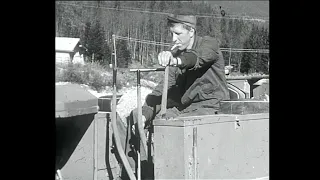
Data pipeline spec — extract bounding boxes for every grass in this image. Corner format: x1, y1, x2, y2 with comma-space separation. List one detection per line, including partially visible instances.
56, 62, 112, 92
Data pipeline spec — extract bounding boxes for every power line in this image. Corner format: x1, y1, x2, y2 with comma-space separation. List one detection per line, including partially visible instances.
122, 6, 269, 21
96, 3, 269, 21
113, 35, 269, 53
114, 35, 171, 46
57, 2, 169, 15
56, 2, 269, 22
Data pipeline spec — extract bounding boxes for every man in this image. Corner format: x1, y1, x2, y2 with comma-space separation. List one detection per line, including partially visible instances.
133, 12, 230, 125
123, 12, 230, 179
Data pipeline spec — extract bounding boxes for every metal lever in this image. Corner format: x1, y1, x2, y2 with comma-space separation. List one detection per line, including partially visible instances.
159, 44, 179, 119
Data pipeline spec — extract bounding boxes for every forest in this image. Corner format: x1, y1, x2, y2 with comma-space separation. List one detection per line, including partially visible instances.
55, 1, 269, 74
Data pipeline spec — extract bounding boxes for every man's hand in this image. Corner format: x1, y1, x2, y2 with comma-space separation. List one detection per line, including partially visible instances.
158, 51, 173, 66
158, 51, 181, 67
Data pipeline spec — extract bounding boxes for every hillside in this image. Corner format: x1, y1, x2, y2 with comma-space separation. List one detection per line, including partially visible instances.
56, 1, 269, 74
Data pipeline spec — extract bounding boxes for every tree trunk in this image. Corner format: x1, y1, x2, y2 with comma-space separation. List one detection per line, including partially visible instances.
139, 38, 143, 64
133, 28, 137, 60
160, 34, 163, 52
127, 26, 130, 49
140, 44, 143, 65
153, 31, 156, 63
146, 45, 149, 63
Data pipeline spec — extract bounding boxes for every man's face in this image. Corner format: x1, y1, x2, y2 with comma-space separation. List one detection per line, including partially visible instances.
170, 23, 194, 50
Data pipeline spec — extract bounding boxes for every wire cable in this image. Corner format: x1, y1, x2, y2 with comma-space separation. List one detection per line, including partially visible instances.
113, 35, 269, 53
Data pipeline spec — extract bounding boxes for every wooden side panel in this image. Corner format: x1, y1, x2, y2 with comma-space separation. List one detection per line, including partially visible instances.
60, 113, 122, 180
154, 126, 186, 179
196, 119, 269, 179
153, 114, 269, 179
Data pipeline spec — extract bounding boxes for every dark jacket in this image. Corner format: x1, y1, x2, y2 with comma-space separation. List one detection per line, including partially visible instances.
143, 35, 230, 117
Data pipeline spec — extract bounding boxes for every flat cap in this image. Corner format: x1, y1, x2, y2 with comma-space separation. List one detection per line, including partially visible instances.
167, 14, 196, 29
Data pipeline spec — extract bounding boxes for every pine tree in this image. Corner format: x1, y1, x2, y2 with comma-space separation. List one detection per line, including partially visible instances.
159, 1, 166, 12
82, 22, 92, 62
254, 27, 263, 73
247, 25, 260, 73
231, 19, 241, 71
220, 18, 230, 65
63, 21, 72, 37
89, 20, 107, 64
149, 1, 156, 10
196, 17, 206, 37
259, 27, 269, 74
240, 39, 253, 74
70, 27, 80, 38
176, 1, 182, 9
116, 40, 131, 68
114, 1, 120, 9
80, 20, 107, 65
220, 18, 229, 47
103, 42, 112, 66
240, 25, 259, 74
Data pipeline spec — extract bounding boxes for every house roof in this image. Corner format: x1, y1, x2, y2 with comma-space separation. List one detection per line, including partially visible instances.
55, 37, 80, 53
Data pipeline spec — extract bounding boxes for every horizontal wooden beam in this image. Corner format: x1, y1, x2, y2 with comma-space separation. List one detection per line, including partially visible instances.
226, 75, 269, 80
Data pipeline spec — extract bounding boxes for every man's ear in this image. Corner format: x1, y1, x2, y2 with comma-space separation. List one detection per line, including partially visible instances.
189, 28, 195, 38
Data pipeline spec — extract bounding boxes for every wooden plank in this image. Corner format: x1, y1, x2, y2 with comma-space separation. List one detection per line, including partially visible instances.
219, 100, 269, 115
226, 75, 269, 80
153, 113, 269, 127
160, 66, 169, 118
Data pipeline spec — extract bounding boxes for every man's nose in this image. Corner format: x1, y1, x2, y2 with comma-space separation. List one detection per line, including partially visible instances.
172, 34, 178, 42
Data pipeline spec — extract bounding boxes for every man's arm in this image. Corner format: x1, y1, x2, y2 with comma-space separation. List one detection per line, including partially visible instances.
178, 37, 220, 70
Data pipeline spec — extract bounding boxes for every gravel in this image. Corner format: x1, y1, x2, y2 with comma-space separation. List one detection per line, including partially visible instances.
116, 86, 154, 127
